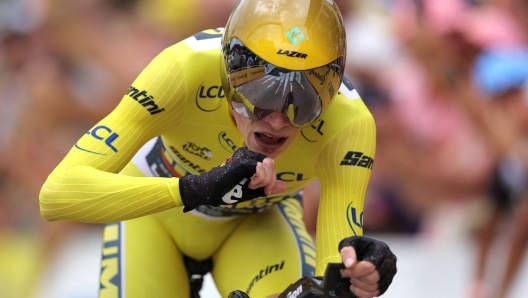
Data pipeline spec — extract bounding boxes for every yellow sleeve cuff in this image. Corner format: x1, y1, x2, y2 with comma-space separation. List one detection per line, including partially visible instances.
167, 178, 184, 207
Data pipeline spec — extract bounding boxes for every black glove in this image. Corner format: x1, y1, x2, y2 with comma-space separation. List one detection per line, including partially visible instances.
338, 236, 397, 296
179, 147, 268, 212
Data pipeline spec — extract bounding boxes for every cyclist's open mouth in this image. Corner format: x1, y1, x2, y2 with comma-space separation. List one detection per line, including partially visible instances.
255, 132, 287, 150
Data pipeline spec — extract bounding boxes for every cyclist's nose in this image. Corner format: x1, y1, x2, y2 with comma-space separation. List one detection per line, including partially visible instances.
264, 112, 291, 130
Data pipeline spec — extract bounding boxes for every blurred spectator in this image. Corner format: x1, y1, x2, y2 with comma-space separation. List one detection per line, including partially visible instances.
1, 0, 187, 296
466, 46, 528, 298
303, 0, 495, 239
360, 0, 495, 238
403, 1, 528, 296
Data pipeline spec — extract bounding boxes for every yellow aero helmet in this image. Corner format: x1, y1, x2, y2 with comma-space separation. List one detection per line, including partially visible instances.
220, 0, 347, 128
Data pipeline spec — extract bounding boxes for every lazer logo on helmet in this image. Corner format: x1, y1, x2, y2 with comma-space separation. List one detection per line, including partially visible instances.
277, 50, 308, 59
126, 86, 165, 115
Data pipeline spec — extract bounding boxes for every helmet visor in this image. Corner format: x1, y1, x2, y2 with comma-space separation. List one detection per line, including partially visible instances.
222, 38, 344, 128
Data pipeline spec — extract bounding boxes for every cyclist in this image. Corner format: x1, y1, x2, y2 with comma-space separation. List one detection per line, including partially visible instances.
39, 0, 397, 297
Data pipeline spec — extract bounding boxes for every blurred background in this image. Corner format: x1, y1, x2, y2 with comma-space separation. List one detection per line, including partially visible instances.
1, 0, 528, 297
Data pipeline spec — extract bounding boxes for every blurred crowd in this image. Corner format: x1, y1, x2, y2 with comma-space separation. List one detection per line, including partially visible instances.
1, 0, 527, 297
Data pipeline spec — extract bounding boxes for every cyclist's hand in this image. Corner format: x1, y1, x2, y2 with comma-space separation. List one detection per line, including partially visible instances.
339, 236, 397, 297
249, 156, 287, 196
179, 147, 285, 212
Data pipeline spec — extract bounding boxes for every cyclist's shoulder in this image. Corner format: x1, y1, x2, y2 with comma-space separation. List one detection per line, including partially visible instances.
164, 28, 224, 58
325, 77, 373, 123
293, 77, 373, 151
151, 28, 224, 84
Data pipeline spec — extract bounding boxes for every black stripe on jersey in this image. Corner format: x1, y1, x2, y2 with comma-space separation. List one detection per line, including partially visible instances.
193, 29, 224, 40
341, 76, 355, 91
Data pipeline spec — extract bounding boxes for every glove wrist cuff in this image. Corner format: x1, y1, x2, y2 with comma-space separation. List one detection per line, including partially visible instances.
179, 175, 207, 212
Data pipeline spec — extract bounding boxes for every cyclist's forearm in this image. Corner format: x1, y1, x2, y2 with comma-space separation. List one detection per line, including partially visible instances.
39, 165, 183, 223
313, 118, 374, 275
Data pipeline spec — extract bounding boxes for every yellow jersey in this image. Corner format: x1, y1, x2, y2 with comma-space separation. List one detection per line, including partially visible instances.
39, 28, 376, 274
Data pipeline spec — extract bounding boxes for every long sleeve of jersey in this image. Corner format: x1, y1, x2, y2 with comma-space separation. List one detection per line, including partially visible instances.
314, 113, 376, 275
39, 45, 189, 223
